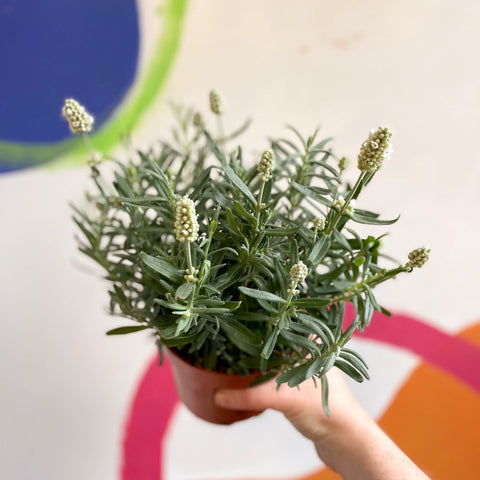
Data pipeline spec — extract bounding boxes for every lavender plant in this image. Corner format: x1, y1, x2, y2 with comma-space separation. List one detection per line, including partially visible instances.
69, 94, 429, 414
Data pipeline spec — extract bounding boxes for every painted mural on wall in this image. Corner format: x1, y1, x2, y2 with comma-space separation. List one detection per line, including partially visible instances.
121, 309, 480, 480
1, 1, 479, 478
0, 0, 187, 173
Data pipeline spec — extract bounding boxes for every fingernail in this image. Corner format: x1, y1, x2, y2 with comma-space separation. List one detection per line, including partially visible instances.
214, 391, 227, 407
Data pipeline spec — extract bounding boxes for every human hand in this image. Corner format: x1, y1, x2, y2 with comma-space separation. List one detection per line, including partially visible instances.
215, 369, 430, 480
214, 367, 367, 445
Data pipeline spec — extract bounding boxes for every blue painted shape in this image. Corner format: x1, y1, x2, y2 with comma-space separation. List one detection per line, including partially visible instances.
0, 0, 139, 143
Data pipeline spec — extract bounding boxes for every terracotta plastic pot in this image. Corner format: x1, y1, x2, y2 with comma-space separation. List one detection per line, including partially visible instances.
166, 348, 264, 425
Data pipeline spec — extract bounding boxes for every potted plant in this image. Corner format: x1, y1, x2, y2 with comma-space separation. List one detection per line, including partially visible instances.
67, 92, 429, 424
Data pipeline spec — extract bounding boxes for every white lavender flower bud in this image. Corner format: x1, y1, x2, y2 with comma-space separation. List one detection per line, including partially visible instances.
209, 90, 224, 115
346, 199, 356, 216
174, 196, 199, 243
333, 196, 355, 216
184, 268, 199, 283
407, 247, 430, 269
258, 149, 274, 182
193, 112, 203, 127
62, 98, 94, 134
313, 218, 325, 231
290, 260, 309, 284
357, 127, 393, 172
339, 156, 349, 172
333, 196, 345, 212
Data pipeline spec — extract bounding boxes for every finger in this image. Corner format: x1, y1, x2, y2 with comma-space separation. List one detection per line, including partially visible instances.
215, 380, 283, 411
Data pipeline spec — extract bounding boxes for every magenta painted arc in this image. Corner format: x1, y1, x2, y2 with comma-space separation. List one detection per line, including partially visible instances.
121, 310, 480, 480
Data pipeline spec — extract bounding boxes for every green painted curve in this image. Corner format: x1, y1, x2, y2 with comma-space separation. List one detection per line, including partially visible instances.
0, 0, 188, 171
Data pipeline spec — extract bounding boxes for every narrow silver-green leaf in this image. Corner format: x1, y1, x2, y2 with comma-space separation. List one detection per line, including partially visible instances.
238, 286, 286, 303
205, 131, 256, 206
320, 375, 331, 417
175, 282, 195, 300
351, 212, 400, 226
106, 325, 149, 335
140, 252, 183, 282
308, 234, 331, 264
220, 318, 263, 355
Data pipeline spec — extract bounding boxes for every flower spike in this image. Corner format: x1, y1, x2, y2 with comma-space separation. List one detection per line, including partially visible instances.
357, 127, 393, 172
62, 98, 94, 134
406, 247, 430, 269
257, 149, 274, 182
209, 90, 224, 115
174, 196, 199, 243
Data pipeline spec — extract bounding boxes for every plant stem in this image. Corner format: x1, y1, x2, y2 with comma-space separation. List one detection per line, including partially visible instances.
329, 265, 409, 306
255, 182, 266, 226
172, 151, 190, 191
82, 133, 96, 157
198, 208, 219, 284
273, 284, 296, 326
185, 242, 194, 275
325, 172, 365, 236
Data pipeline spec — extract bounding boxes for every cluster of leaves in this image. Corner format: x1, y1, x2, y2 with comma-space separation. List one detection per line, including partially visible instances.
73, 103, 411, 413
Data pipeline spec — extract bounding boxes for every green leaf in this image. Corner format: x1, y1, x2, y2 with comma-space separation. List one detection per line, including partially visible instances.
320, 375, 331, 417
261, 327, 280, 359
339, 349, 370, 380
280, 330, 321, 355
175, 282, 195, 300
220, 318, 263, 355
294, 313, 335, 347
264, 226, 301, 236
333, 229, 352, 253
278, 362, 310, 388
248, 371, 278, 387
72, 217, 97, 249
238, 286, 286, 303
212, 264, 245, 290
161, 332, 199, 347
257, 298, 279, 314
306, 357, 326, 379
154, 298, 187, 311
351, 212, 400, 226
205, 131, 256, 206
291, 182, 333, 207
106, 325, 149, 335
140, 252, 183, 282
291, 297, 330, 307
191, 307, 231, 314
233, 311, 273, 322
308, 234, 331, 264
290, 239, 299, 266
334, 358, 365, 382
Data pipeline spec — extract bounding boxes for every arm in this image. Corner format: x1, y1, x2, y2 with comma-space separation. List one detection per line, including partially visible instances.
215, 369, 430, 480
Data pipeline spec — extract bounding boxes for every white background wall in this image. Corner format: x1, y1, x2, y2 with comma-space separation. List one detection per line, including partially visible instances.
1, 1, 479, 478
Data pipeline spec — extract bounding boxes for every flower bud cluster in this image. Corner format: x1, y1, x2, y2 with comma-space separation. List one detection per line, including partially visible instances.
313, 218, 325, 231
407, 247, 430, 269
184, 268, 199, 283
174, 196, 199, 243
338, 156, 349, 172
193, 112, 203, 127
289, 260, 309, 295
357, 127, 393, 172
62, 98, 94, 134
209, 90, 224, 115
257, 149, 274, 182
333, 197, 355, 216
290, 261, 308, 284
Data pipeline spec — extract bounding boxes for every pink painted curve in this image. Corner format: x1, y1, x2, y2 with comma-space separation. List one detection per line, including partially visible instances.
121, 353, 179, 480
345, 303, 480, 392
121, 310, 480, 480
